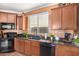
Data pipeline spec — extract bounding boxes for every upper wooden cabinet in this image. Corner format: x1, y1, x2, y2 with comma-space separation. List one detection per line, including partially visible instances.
0, 13, 8, 22
17, 16, 23, 30
8, 14, 16, 23
50, 4, 77, 30
50, 8, 62, 29
0, 13, 16, 23
62, 5, 76, 30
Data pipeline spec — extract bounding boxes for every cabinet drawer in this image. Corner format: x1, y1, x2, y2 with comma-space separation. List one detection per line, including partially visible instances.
31, 41, 40, 46
25, 40, 31, 45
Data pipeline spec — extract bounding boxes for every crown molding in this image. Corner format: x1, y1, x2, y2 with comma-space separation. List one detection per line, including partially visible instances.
0, 9, 20, 14
23, 3, 58, 13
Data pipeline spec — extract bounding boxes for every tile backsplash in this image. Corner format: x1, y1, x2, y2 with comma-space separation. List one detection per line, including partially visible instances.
49, 30, 74, 38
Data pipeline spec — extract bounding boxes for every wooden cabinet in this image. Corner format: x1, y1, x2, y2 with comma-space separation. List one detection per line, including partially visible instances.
70, 47, 79, 56
62, 5, 76, 30
17, 16, 23, 30
25, 16, 28, 31
19, 39, 25, 54
8, 14, 16, 23
50, 4, 77, 30
14, 38, 25, 54
0, 13, 16, 23
55, 45, 79, 56
0, 13, 8, 22
14, 39, 40, 56
55, 45, 71, 56
31, 46, 40, 56
50, 8, 62, 29
31, 41, 40, 56
14, 38, 20, 52
25, 40, 31, 55
25, 40, 40, 56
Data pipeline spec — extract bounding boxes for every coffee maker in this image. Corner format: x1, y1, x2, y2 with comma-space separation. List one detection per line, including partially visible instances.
64, 33, 72, 41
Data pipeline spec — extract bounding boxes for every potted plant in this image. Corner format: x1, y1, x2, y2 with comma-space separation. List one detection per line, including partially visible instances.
49, 34, 55, 42
73, 38, 79, 47
23, 32, 28, 39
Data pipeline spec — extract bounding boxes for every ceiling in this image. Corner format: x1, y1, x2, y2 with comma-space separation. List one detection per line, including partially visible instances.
0, 3, 51, 13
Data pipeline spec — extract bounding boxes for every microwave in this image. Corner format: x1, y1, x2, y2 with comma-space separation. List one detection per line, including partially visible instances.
0, 23, 15, 30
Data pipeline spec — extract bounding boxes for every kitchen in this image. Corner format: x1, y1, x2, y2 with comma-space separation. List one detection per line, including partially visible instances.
0, 3, 79, 56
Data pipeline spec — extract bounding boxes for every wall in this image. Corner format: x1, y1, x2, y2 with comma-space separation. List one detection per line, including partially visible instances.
24, 4, 75, 37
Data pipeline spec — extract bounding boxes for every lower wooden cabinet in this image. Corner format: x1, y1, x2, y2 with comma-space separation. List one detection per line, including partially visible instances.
14, 38, 20, 52
31, 45, 40, 56
18, 39, 25, 54
14, 38, 25, 54
55, 45, 79, 56
14, 39, 40, 56
31, 41, 40, 56
25, 40, 31, 55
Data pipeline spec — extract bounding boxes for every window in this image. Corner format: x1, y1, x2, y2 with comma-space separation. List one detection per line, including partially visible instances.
38, 12, 48, 33
28, 12, 48, 34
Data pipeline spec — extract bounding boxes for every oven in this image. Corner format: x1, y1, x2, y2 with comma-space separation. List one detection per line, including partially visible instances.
0, 38, 14, 52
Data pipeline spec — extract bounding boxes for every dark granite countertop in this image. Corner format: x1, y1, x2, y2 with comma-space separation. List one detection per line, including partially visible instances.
15, 37, 79, 48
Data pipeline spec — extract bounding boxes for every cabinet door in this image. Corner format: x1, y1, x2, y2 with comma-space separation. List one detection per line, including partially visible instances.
31, 46, 40, 56
34, 46, 40, 56
25, 40, 31, 55
31, 41, 40, 56
17, 16, 23, 30
62, 5, 77, 30
14, 39, 20, 52
70, 47, 79, 56
8, 14, 16, 23
55, 45, 71, 56
0, 13, 8, 22
19, 40, 25, 54
51, 8, 62, 29
23, 16, 28, 31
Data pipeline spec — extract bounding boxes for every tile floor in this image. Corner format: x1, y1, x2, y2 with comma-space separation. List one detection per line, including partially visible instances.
0, 51, 24, 56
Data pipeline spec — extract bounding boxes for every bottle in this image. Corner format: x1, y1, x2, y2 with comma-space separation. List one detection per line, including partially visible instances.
44, 33, 48, 40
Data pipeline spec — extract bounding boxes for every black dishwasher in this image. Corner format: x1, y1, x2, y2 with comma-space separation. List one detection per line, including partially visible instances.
40, 42, 55, 56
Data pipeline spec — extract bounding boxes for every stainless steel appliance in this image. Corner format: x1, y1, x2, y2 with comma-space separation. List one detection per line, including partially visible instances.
0, 38, 14, 52
0, 23, 15, 30
0, 32, 17, 52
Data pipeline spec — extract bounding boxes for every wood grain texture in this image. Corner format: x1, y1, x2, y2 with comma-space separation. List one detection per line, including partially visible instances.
55, 45, 79, 56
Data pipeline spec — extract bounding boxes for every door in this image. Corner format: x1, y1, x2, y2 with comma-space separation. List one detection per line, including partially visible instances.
51, 8, 62, 29
0, 13, 8, 22
62, 5, 77, 30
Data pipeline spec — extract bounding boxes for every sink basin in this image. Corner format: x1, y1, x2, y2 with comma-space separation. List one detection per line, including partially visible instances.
39, 39, 51, 43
